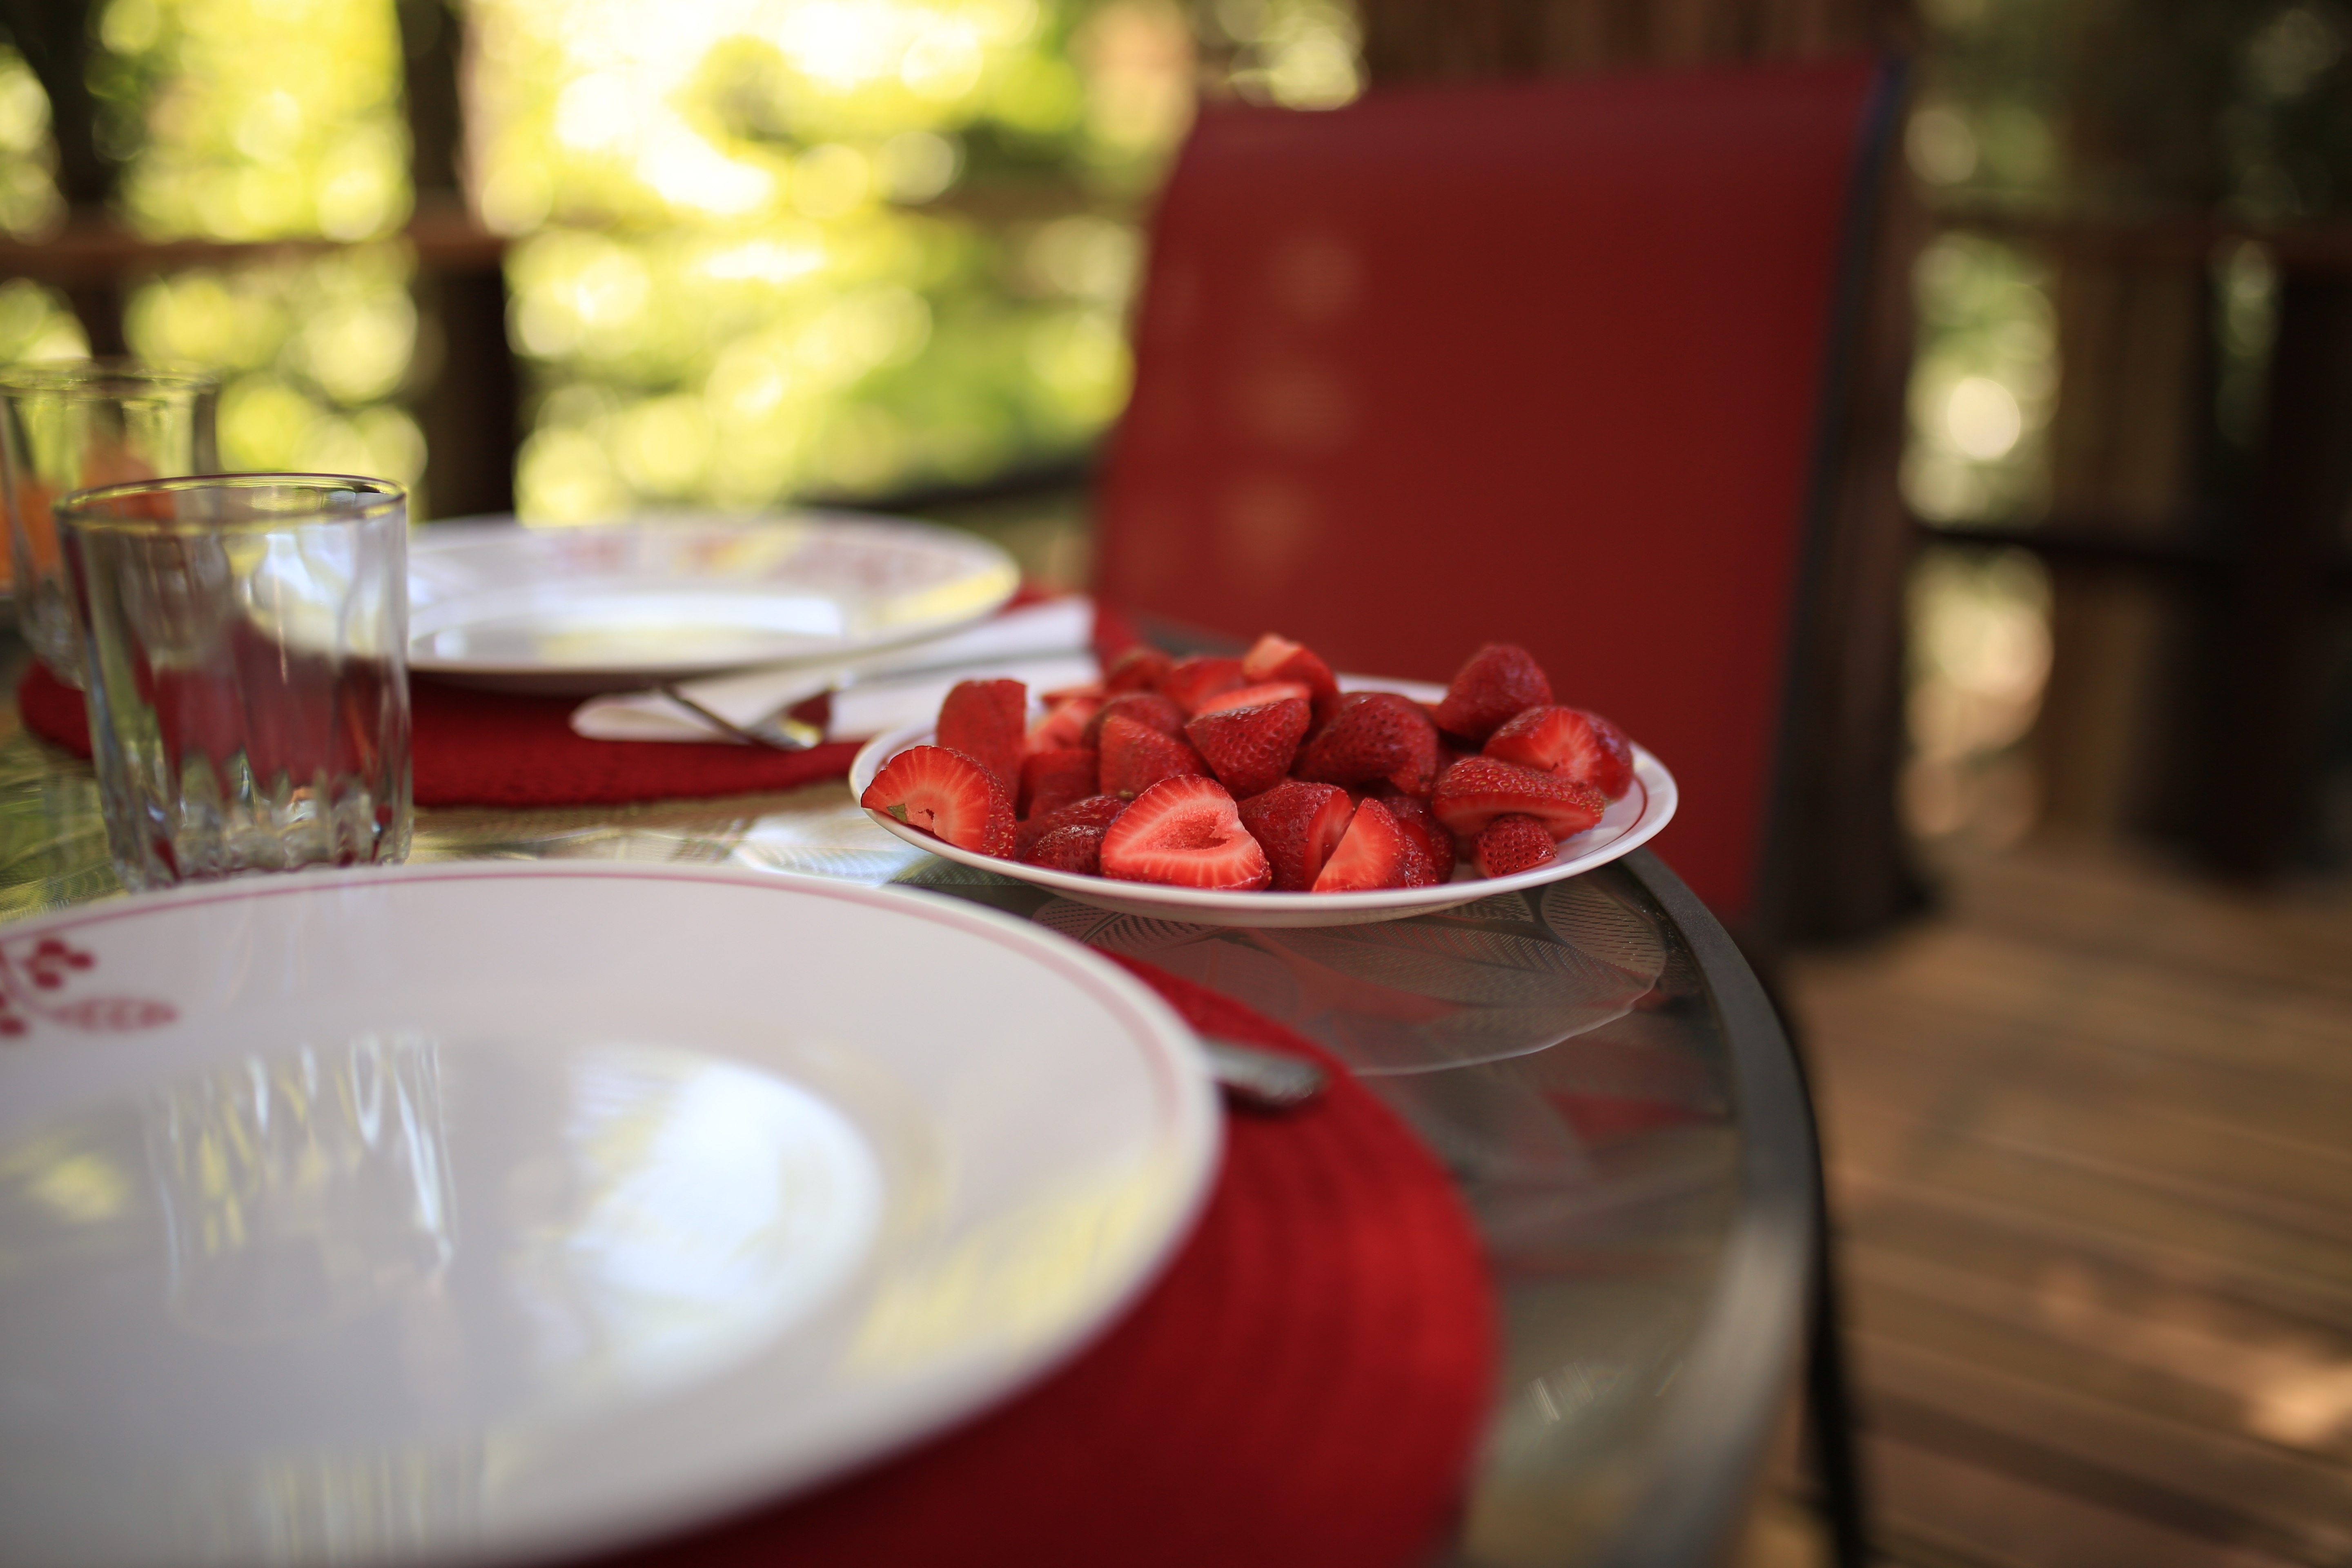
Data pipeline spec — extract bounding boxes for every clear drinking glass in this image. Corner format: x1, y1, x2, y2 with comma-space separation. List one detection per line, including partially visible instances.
0, 361, 220, 685
59, 474, 412, 890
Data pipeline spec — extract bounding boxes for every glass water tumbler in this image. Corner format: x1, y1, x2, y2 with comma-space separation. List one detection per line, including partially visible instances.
0, 361, 220, 685
59, 475, 413, 890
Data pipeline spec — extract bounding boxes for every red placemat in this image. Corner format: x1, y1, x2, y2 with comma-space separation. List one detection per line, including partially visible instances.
585, 954, 1495, 1568
11, 597, 1146, 809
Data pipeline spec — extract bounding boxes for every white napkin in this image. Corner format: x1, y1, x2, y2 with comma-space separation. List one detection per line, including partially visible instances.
570, 596, 1101, 743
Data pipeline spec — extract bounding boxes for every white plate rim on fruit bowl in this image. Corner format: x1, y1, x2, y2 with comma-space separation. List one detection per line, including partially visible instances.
0, 862, 1217, 1568
406, 512, 1020, 696
849, 675, 1680, 929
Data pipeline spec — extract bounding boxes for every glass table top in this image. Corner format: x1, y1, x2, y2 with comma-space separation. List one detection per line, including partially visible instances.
0, 710, 1795, 1568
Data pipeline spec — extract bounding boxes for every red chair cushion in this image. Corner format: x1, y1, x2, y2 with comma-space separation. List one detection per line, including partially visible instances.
1095, 58, 1886, 918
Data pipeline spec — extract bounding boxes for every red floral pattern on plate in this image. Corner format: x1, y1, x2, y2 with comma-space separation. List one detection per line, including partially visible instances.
0, 935, 177, 1037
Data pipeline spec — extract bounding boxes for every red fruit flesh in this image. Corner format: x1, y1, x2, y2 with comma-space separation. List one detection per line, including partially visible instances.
1433, 644, 1552, 743
1103, 645, 1172, 694
1293, 691, 1441, 794
1082, 690, 1185, 749
1098, 713, 1209, 797
1483, 706, 1636, 799
1430, 756, 1607, 840
936, 678, 1026, 786
1160, 655, 1247, 716
860, 745, 1016, 856
1025, 692, 1102, 755
1473, 813, 1557, 878
1236, 780, 1354, 891
1313, 797, 1410, 892
1240, 633, 1341, 719
1375, 788, 1457, 886
1020, 821, 1110, 874
1099, 776, 1271, 890
1018, 746, 1098, 819
1014, 793, 1128, 855
1184, 696, 1310, 798
1189, 680, 1311, 718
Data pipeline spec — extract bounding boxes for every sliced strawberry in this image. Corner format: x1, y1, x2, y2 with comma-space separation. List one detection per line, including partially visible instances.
1433, 644, 1552, 743
1020, 820, 1111, 874
1042, 680, 1106, 704
937, 678, 1026, 787
1483, 705, 1635, 799
1293, 691, 1440, 794
1375, 788, 1457, 885
1018, 746, 1098, 819
1189, 679, 1311, 719
1430, 755, 1606, 839
1236, 779, 1354, 891
1099, 775, 1271, 890
1099, 713, 1209, 797
1103, 645, 1172, 694
1082, 690, 1186, 748
1312, 797, 1410, 892
1240, 633, 1341, 720
1014, 792, 1129, 856
1185, 696, 1310, 798
1160, 655, 1247, 716
860, 745, 1016, 856
1025, 692, 1102, 755
1473, 813, 1557, 878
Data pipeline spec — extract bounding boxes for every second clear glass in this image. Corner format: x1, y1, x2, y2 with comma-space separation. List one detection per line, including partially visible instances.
59, 474, 412, 890
0, 360, 220, 685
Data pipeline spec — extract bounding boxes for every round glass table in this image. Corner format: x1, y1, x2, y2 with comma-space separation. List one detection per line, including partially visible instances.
0, 713, 1816, 1568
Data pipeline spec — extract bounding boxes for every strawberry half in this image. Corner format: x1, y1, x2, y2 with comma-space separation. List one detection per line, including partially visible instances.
1099, 776, 1271, 890
1014, 792, 1128, 856
1185, 696, 1310, 797
1018, 747, 1098, 819
1313, 797, 1410, 892
1236, 779, 1354, 891
1375, 788, 1457, 886
1103, 645, 1173, 694
1430, 755, 1606, 840
1099, 713, 1209, 797
1240, 633, 1340, 720
1473, 813, 1557, 878
1025, 692, 1103, 755
1190, 679, 1312, 719
1293, 691, 1441, 795
1082, 690, 1186, 748
860, 745, 1016, 856
1483, 706, 1636, 799
1433, 644, 1552, 743
1160, 655, 1247, 717
937, 678, 1026, 788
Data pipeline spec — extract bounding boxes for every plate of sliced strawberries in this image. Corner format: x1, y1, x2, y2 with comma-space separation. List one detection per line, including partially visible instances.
849, 635, 1678, 928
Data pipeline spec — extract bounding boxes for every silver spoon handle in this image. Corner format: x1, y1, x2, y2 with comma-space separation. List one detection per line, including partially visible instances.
1203, 1036, 1330, 1113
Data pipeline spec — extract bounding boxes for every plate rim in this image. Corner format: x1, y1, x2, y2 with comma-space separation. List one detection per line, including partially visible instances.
403, 513, 1020, 686
846, 676, 1680, 923
0, 862, 1222, 1568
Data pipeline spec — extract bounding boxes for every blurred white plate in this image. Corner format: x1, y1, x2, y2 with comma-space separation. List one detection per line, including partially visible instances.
850, 677, 1679, 928
408, 515, 1020, 695
0, 864, 1216, 1568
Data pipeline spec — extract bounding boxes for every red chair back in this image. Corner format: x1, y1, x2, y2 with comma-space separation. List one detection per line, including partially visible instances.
1095, 58, 1894, 921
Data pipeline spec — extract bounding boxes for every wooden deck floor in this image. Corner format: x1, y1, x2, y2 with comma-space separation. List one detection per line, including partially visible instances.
1732, 834, 2352, 1568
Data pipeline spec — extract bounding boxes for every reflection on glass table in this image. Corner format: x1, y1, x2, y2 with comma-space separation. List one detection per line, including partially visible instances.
0, 719, 1810, 1568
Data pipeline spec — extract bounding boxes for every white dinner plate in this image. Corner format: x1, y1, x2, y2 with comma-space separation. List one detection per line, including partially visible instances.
0, 865, 1217, 1568
850, 677, 1679, 928
407, 514, 1020, 695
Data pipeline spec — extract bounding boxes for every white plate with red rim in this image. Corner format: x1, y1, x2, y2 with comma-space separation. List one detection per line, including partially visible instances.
0, 863, 1217, 1568
849, 676, 1679, 929
407, 513, 1020, 695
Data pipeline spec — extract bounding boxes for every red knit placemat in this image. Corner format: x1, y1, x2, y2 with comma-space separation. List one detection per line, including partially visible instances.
14, 661, 866, 809
17, 597, 1145, 810
585, 954, 1495, 1568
